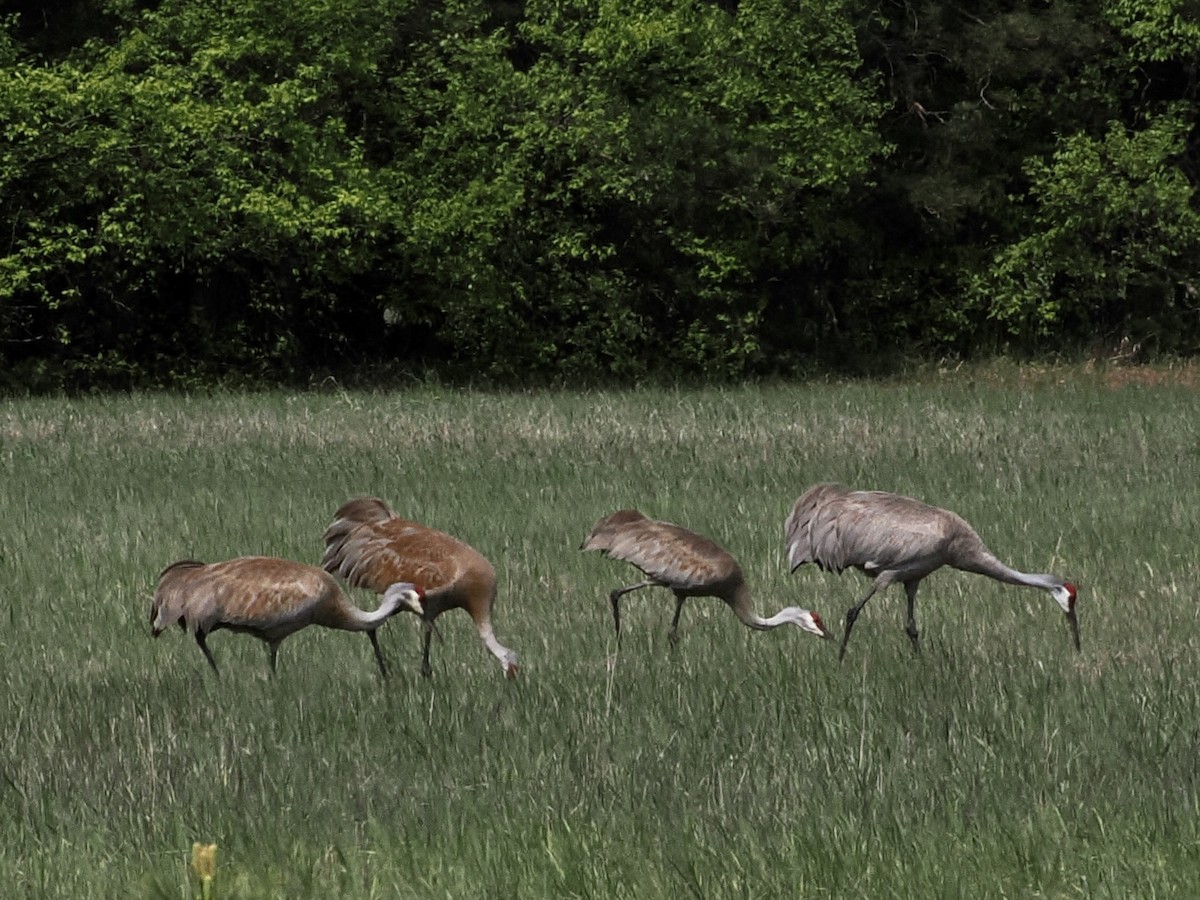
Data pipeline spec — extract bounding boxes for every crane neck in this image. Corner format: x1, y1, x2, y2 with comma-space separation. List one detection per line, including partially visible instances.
340, 591, 409, 632
476, 617, 519, 676
956, 552, 1063, 592
727, 582, 785, 630
725, 582, 825, 634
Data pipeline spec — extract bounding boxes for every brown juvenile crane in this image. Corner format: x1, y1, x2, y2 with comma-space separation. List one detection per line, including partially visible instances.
149, 556, 424, 676
582, 509, 832, 644
322, 497, 518, 678
784, 483, 1080, 661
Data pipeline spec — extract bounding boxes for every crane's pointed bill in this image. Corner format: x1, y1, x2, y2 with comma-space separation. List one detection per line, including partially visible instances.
811, 611, 834, 639
1066, 608, 1080, 652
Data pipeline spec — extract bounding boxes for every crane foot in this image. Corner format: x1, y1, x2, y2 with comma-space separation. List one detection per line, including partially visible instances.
906, 626, 920, 655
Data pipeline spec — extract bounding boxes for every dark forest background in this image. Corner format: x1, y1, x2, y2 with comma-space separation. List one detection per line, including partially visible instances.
2, 0, 1198, 389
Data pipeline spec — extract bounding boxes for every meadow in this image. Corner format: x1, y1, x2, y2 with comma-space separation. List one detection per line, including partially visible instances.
2, 367, 1199, 897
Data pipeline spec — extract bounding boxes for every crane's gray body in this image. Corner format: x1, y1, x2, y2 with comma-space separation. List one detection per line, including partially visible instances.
583, 509, 831, 643
784, 483, 1078, 658
786, 483, 991, 583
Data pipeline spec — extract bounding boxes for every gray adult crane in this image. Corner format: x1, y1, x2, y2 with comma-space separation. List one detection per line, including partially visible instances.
150, 556, 424, 676
784, 483, 1079, 660
582, 509, 832, 644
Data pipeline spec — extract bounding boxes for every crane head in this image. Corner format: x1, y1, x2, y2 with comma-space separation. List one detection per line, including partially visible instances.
502, 650, 520, 679
383, 582, 425, 617
780, 608, 833, 639
1052, 582, 1080, 652
806, 610, 834, 640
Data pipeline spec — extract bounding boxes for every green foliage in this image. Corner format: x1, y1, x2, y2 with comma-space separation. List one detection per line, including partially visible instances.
972, 113, 1200, 349
835, 0, 1126, 357
1, 0, 417, 386
392, 0, 881, 378
3, 0, 1200, 386
1106, 0, 1200, 60
1, 0, 883, 385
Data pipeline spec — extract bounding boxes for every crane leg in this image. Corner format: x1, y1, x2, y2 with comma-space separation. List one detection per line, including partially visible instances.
609, 590, 622, 637
268, 642, 280, 675
904, 581, 921, 654
368, 628, 389, 678
839, 580, 885, 662
609, 581, 657, 639
420, 620, 434, 678
668, 592, 687, 647
195, 631, 220, 676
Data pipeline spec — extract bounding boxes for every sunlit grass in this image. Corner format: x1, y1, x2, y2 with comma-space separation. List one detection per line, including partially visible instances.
1, 367, 1199, 896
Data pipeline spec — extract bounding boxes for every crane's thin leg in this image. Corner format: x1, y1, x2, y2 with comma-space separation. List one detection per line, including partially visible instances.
368, 628, 389, 678
903, 581, 921, 655
668, 591, 687, 647
268, 642, 280, 675
839, 579, 887, 662
420, 620, 435, 678
195, 631, 220, 676
609, 581, 658, 639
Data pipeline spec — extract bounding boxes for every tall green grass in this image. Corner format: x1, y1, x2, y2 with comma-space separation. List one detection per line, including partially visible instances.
2, 369, 1199, 897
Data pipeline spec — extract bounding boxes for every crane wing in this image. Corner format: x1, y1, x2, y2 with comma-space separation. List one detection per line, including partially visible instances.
583, 511, 738, 590
785, 483, 856, 572
203, 558, 333, 629
787, 484, 963, 576
152, 557, 335, 635
323, 502, 487, 594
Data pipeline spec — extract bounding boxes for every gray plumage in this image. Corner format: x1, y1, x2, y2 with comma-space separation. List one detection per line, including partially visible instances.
582, 509, 831, 644
784, 484, 1079, 659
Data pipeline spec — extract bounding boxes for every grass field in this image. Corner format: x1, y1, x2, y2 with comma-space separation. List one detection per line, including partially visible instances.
2, 366, 1200, 897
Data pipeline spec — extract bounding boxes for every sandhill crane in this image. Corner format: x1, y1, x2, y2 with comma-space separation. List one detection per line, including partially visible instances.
321, 497, 518, 678
149, 556, 424, 676
582, 509, 832, 644
784, 483, 1080, 661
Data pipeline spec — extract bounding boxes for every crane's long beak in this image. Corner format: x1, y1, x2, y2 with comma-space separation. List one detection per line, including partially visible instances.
1066, 608, 1080, 652
810, 612, 834, 640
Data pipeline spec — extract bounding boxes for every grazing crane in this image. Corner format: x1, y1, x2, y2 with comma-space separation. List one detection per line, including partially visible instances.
784, 483, 1080, 661
582, 509, 832, 644
150, 556, 424, 676
322, 497, 518, 678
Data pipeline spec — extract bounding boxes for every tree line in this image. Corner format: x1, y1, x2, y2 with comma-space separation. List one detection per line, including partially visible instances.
2, 0, 1198, 389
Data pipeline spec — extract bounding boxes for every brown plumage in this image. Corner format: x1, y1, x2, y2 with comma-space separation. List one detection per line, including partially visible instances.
582, 509, 832, 644
784, 483, 1080, 660
149, 556, 424, 676
321, 497, 518, 677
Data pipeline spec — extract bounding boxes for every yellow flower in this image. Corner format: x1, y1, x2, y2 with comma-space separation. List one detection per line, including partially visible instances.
191, 842, 217, 889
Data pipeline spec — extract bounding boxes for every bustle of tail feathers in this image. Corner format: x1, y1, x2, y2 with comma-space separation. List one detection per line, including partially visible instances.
581, 509, 647, 552
329, 534, 388, 589
784, 483, 850, 572
322, 498, 397, 587
331, 496, 396, 527
157, 559, 207, 580
151, 560, 206, 633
